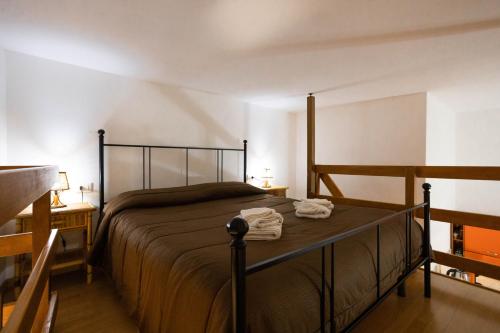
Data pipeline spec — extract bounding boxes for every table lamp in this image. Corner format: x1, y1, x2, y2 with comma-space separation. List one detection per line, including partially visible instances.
261, 168, 273, 188
51, 171, 69, 208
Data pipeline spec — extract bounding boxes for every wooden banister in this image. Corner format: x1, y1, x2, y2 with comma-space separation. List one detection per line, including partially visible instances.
314, 165, 408, 177
313, 164, 500, 282
0, 232, 32, 257
0, 166, 58, 226
416, 166, 500, 180
319, 174, 344, 198
316, 195, 405, 211
433, 250, 500, 281
3, 229, 59, 333
416, 208, 500, 231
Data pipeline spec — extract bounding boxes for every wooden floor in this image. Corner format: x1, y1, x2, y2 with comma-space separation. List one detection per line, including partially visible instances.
52, 271, 500, 333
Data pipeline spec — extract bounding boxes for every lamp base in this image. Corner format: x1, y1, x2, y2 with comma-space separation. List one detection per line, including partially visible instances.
51, 203, 67, 209
262, 180, 272, 188
51, 192, 67, 209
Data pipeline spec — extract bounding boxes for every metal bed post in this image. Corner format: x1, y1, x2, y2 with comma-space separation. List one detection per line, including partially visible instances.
320, 247, 326, 332
226, 217, 249, 333
423, 183, 432, 298
98, 129, 105, 217
243, 140, 247, 183
330, 244, 335, 333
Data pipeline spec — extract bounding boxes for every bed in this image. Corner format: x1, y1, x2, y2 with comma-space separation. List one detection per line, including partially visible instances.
90, 124, 431, 333
90, 182, 425, 332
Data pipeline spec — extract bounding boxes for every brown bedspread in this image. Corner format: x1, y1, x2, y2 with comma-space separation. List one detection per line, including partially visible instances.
90, 182, 423, 333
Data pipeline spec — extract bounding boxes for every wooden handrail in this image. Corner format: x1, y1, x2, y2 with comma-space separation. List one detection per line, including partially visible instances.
0, 232, 32, 257
433, 250, 500, 281
314, 164, 500, 231
0, 166, 58, 226
313, 163, 500, 282
317, 194, 405, 211
314, 165, 409, 177
3, 229, 59, 333
416, 208, 500, 231
314, 164, 500, 180
416, 166, 500, 180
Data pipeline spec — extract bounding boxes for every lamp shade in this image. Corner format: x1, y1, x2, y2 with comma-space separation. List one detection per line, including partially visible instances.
51, 171, 69, 191
261, 168, 273, 179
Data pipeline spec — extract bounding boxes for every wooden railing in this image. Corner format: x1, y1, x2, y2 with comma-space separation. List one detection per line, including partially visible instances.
309, 164, 500, 282
0, 165, 59, 332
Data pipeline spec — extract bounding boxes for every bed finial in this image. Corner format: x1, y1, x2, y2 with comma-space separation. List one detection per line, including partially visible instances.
308, 92, 314, 96
226, 217, 248, 333
98, 129, 105, 135
226, 217, 249, 241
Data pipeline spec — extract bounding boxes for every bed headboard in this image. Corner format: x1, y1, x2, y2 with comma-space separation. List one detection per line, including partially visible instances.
97, 129, 247, 215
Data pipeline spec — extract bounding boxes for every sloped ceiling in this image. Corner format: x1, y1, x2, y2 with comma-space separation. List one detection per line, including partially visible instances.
1, 0, 500, 110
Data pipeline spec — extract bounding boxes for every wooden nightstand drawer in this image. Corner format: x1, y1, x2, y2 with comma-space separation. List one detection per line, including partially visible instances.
20, 213, 88, 231
15, 202, 96, 287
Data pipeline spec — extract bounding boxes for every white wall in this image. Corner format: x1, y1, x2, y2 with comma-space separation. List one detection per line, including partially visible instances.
245, 105, 296, 197
294, 93, 427, 201
426, 94, 456, 252
5, 51, 294, 205
0, 49, 6, 284
455, 109, 500, 216
0, 49, 6, 164
2, 51, 294, 280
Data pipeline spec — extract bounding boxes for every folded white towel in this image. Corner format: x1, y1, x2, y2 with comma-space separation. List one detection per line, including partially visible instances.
241, 208, 283, 228
240, 207, 283, 240
245, 224, 282, 240
301, 198, 334, 210
293, 199, 334, 219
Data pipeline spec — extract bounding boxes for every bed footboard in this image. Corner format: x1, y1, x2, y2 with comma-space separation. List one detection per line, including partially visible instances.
226, 183, 432, 333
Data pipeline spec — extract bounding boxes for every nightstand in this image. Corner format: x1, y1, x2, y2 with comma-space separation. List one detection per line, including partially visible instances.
15, 203, 96, 286
259, 185, 288, 198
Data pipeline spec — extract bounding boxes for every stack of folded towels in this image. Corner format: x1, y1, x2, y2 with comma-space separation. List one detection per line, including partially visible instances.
293, 198, 334, 219
240, 207, 284, 240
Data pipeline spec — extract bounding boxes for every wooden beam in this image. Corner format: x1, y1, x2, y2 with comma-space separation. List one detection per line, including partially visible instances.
3, 229, 58, 333
307, 94, 316, 198
315, 194, 405, 211
0, 232, 32, 257
0, 166, 58, 227
31, 191, 51, 333
416, 166, 500, 180
433, 250, 500, 280
41, 292, 58, 333
415, 208, 500, 231
405, 167, 416, 208
314, 165, 408, 177
319, 174, 344, 197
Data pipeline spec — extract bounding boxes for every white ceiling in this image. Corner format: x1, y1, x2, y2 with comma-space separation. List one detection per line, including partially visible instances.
1, 0, 500, 111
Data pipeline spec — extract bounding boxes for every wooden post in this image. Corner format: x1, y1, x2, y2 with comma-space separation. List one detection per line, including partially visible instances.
399, 167, 416, 297
226, 217, 249, 333
423, 183, 432, 298
31, 191, 51, 333
307, 93, 316, 198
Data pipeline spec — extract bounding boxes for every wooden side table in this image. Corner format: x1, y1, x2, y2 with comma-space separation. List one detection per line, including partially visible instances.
259, 185, 288, 198
15, 203, 96, 285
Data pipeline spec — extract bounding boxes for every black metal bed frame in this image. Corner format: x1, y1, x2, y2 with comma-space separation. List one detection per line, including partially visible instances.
226, 184, 432, 333
97, 128, 431, 333
97, 129, 247, 216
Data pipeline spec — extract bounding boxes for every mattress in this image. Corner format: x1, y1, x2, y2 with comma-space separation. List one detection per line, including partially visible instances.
89, 182, 423, 333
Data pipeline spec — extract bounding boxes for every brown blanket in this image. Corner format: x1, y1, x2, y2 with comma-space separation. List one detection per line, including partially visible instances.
91, 182, 423, 332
